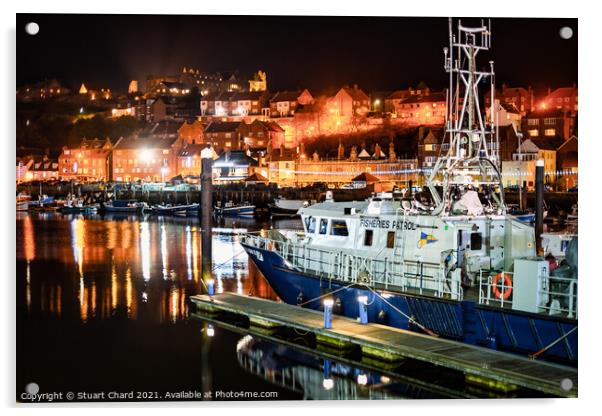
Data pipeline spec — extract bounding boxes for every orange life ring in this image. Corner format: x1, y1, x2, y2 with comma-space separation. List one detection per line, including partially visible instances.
492, 272, 513, 300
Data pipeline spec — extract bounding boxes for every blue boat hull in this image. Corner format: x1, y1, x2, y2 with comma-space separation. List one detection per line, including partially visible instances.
217, 206, 255, 217
242, 243, 578, 366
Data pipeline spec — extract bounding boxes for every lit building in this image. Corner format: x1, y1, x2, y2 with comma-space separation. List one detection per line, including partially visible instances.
238, 119, 285, 150
541, 85, 578, 113
394, 90, 446, 125
294, 145, 417, 188
268, 90, 314, 118
204, 121, 244, 152
79, 83, 112, 100
112, 121, 181, 182
17, 155, 57, 182
486, 99, 522, 131
16, 79, 70, 102
59, 138, 115, 181
521, 109, 576, 141
248, 70, 267, 92
556, 136, 578, 190
485, 85, 535, 115
212, 150, 259, 184
501, 138, 561, 189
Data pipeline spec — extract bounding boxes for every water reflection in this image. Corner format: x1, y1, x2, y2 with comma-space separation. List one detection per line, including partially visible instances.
16, 212, 280, 325
235, 335, 448, 399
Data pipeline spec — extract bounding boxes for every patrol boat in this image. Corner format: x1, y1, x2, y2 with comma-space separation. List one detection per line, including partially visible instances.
241, 19, 578, 365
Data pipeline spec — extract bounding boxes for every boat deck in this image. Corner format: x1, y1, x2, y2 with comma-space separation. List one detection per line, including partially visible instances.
190, 293, 577, 397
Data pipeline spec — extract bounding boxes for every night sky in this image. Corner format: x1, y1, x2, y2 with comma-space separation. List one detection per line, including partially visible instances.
16, 14, 577, 95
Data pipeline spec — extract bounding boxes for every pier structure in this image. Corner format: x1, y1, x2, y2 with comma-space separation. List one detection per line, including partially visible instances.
191, 293, 577, 398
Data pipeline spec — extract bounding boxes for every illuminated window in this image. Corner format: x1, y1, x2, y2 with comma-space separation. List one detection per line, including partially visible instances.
528, 129, 539, 137
527, 119, 539, 126
545, 129, 556, 136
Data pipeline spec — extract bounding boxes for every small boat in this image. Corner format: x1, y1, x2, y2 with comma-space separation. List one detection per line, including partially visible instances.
16, 201, 29, 211
27, 195, 55, 208
103, 199, 146, 214
215, 201, 255, 217
147, 203, 200, 216
268, 198, 313, 217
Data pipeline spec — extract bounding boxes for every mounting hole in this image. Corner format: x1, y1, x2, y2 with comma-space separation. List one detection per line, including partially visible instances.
559, 26, 573, 40
560, 378, 573, 391
25, 22, 39, 35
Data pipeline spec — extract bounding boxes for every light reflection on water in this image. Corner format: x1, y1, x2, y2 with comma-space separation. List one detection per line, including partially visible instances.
16, 212, 284, 324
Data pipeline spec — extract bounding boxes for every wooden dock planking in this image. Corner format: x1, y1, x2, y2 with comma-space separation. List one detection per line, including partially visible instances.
190, 293, 577, 397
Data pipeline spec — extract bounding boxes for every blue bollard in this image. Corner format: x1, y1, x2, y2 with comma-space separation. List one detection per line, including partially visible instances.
358, 295, 368, 325
207, 279, 215, 297
323, 298, 334, 329
322, 359, 333, 390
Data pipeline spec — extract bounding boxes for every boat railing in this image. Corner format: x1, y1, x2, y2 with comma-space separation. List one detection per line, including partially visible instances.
478, 270, 578, 318
540, 275, 578, 319
242, 234, 463, 300
478, 271, 514, 309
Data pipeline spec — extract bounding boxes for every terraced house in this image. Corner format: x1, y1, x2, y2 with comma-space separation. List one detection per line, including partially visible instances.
59, 138, 115, 181
112, 121, 181, 182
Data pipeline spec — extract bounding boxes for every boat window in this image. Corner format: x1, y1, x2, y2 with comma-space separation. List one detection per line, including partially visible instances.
470, 232, 482, 250
364, 230, 373, 246
387, 231, 395, 248
319, 218, 328, 235
330, 220, 349, 237
306, 216, 316, 234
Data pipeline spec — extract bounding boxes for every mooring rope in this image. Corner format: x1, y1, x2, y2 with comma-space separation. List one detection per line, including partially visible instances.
529, 326, 577, 359
360, 284, 439, 337
298, 280, 360, 306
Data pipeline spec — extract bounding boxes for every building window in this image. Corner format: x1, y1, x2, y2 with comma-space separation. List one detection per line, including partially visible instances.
545, 129, 556, 136
527, 119, 539, 126
528, 129, 539, 137
330, 220, 349, 237
364, 230, 374, 246
544, 118, 556, 125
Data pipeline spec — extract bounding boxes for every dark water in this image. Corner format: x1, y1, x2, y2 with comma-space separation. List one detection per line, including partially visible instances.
16, 212, 529, 402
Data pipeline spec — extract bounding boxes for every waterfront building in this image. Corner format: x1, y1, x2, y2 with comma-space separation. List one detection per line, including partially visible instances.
17, 155, 58, 182
112, 121, 181, 182
59, 138, 115, 181
556, 135, 578, 190
267, 147, 297, 186
417, 127, 444, 171
501, 138, 561, 189
294, 146, 418, 188
212, 150, 259, 184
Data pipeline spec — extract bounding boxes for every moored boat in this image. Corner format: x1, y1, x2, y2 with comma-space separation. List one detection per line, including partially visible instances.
268, 198, 313, 217
240, 19, 578, 366
103, 199, 146, 214
215, 201, 255, 217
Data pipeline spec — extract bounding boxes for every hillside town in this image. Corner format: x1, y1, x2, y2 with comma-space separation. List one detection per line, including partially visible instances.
16, 68, 578, 191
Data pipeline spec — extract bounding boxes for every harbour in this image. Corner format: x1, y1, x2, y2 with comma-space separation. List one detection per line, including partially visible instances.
14, 13, 580, 404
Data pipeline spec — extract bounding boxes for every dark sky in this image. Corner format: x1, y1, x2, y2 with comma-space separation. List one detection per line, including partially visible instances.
16, 14, 577, 95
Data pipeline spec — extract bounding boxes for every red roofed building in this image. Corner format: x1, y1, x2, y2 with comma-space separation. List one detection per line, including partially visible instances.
541, 85, 578, 114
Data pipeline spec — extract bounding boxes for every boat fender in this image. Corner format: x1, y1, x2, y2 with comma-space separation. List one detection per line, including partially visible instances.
492, 272, 513, 300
